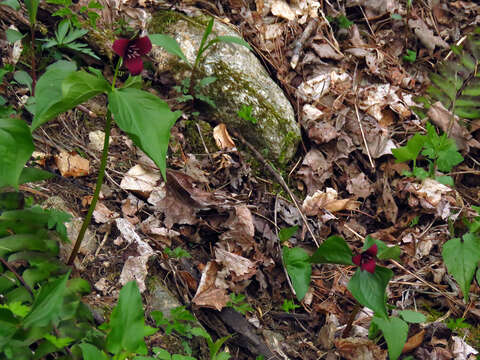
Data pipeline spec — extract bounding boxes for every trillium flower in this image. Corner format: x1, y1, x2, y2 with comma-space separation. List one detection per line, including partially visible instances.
352, 244, 377, 274
112, 36, 152, 75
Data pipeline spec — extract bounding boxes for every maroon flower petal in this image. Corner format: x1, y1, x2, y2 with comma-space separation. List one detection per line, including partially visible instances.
365, 244, 378, 257
361, 259, 376, 274
112, 38, 129, 57
135, 36, 152, 55
125, 56, 144, 75
352, 254, 362, 266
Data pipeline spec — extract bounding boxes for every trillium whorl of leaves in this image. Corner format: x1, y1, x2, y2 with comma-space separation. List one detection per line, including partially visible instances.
352, 244, 377, 274
112, 36, 152, 75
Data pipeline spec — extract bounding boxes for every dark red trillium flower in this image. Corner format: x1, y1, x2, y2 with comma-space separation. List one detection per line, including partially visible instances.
112, 36, 152, 75
352, 244, 378, 274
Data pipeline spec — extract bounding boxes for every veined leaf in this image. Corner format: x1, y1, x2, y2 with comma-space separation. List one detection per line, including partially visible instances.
282, 246, 311, 301
372, 315, 408, 360
108, 88, 181, 180
150, 34, 191, 68
442, 233, 480, 302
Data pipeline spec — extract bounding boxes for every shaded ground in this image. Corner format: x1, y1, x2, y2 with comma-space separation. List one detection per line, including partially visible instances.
2, 0, 480, 358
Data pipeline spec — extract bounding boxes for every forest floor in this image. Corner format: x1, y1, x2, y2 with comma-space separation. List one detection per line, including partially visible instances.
2, 0, 480, 359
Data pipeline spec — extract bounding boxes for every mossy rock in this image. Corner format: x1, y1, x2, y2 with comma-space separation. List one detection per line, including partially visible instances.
148, 11, 301, 166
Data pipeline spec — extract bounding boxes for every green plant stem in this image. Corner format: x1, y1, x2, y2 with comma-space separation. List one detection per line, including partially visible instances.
67, 59, 120, 265
31, 26, 37, 95
67, 110, 112, 265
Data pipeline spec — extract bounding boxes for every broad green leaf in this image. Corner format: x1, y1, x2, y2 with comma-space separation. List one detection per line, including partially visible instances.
5, 29, 24, 43
67, 278, 91, 294
191, 327, 212, 341
108, 88, 182, 180
197, 76, 217, 88
372, 315, 408, 360
0, 0, 20, 10
32, 69, 110, 130
14, 70, 33, 93
172, 355, 196, 360
278, 225, 298, 243
32, 60, 77, 129
363, 236, 401, 261
310, 235, 353, 265
79, 343, 109, 360
0, 118, 34, 189
149, 34, 191, 68
122, 75, 143, 89
106, 281, 147, 355
435, 175, 454, 186
18, 167, 54, 184
442, 233, 480, 302
153, 348, 172, 360
347, 266, 392, 318
0, 191, 23, 212
0, 234, 53, 257
391, 133, 425, 163
24, 0, 39, 24
398, 310, 426, 323
23, 272, 70, 328
0, 308, 18, 350
282, 246, 311, 301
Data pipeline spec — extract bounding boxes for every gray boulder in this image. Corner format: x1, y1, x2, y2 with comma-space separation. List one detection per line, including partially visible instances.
148, 11, 301, 164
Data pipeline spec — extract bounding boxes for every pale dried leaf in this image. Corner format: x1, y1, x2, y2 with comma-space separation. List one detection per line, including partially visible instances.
215, 247, 256, 278
119, 254, 153, 293
302, 188, 358, 216
336, 337, 387, 360
88, 130, 111, 152
120, 164, 160, 197
193, 261, 229, 311
93, 202, 119, 223
213, 123, 236, 151
55, 151, 90, 177
427, 102, 469, 151
271, 0, 295, 20
451, 336, 479, 360
115, 218, 154, 256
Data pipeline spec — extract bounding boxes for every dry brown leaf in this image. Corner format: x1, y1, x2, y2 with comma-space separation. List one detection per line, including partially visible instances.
213, 123, 236, 150
55, 151, 89, 177
215, 247, 257, 279
297, 149, 333, 195
219, 205, 255, 252
382, 180, 398, 223
427, 101, 470, 151
93, 202, 119, 223
402, 329, 425, 354
408, 18, 449, 51
335, 337, 387, 360
192, 261, 229, 311
120, 164, 160, 197
347, 173, 374, 199
302, 188, 359, 216
271, 0, 295, 20
311, 43, 343, 60
307, 121, 339, 145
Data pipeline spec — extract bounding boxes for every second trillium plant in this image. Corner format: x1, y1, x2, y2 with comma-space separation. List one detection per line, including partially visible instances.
282, 234, 425, 360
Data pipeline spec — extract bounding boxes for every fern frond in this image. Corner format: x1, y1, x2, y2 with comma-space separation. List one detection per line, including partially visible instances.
418, 28, 480, 120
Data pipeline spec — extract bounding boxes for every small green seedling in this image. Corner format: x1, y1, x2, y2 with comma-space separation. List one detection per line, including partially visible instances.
164, 246, 192, 259
237, 104, 258, 124
403, 49, 417, 63
392, 122, 463, 185
282, 299, 300, 313
227, 293, 253, 315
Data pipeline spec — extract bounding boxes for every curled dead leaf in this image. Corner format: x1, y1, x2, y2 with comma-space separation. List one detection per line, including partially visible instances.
213, 123, 236, 151
55, 151, 89, 177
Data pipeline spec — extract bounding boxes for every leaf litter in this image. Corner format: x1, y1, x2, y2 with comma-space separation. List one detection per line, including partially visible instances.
16, 0, 480, 358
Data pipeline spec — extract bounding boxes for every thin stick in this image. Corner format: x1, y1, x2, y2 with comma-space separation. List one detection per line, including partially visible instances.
230, 129, 319, 247
354, 102, 375, 170
196, 122, 213, 164
0, 257, 33, 297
